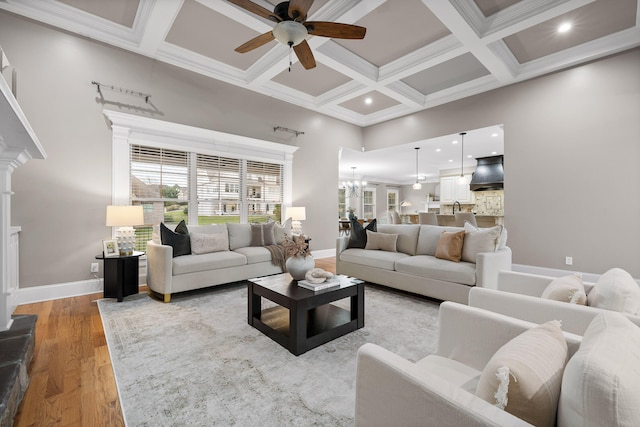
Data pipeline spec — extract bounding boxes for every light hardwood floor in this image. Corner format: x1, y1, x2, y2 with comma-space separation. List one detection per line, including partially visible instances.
12, 257, 336, 426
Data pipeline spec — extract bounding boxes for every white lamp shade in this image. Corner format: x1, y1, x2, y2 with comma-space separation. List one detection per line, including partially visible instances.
286, 206, 306, 221
273, 21, 308, 46
400, 200, 412, 207
106, 205, 144, 227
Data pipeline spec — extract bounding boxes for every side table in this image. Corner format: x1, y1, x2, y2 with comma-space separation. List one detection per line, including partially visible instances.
95, 251, 143, 302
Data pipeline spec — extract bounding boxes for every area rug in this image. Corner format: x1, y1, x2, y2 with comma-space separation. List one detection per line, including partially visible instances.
98, 283, 441, 426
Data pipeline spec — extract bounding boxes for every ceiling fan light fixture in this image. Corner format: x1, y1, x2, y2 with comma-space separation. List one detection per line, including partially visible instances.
273, 21, 308, 47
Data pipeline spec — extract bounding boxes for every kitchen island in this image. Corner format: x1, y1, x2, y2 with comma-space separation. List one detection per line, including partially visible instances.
401, 214, 503, 228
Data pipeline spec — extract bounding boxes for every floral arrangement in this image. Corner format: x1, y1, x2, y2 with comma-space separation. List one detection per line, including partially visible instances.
282, 235, 311, 258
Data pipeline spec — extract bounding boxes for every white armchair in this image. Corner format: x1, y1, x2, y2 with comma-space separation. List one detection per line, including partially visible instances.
355, 301, 582, 426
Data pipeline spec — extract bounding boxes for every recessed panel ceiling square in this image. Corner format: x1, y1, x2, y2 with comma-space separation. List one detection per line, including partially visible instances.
335, 0, 450, 67
339, 91, 400, 116
272, 62, 351, 97
166, 0, 274, 71
473, 0, 521, 17
264, 0, 330, 17
402, 53, 490, 95
57, 0, 139, 28
503, 0, 637, 63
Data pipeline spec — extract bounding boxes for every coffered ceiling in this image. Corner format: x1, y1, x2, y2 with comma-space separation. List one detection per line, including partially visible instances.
1, 0, 638, 126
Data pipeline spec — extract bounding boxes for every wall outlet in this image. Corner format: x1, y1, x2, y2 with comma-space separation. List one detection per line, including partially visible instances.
90, 262, 99, 273
565, 256, 573, 266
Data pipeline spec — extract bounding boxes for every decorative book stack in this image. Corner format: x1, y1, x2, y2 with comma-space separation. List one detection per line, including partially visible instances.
298, 278, 341, 291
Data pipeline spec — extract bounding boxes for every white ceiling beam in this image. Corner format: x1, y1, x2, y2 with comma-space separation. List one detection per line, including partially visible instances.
137, 0, 185, 54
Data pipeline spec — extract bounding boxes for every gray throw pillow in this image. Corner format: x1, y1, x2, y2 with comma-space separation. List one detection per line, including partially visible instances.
250, 222, 276, 246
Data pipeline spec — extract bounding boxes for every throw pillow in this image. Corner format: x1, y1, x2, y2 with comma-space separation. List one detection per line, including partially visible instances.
250, 223, 276, 246
476, 320, 568, 427
271, 217, 292, 244
190, 232, 229, 254
364, 230, 398, 252
588, 268, 640, 314
541, 275, 587, 305
160, 221, 190, 257
347, 219, 377, 249
435, 230, 465, 262
461, 223, 502, 263
557, 311, 640, 426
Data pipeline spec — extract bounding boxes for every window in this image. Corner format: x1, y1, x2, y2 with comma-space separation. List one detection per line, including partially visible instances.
387, 189, 399, 213
363, 187, 376, 219
338, 188, 346, 218
197, 154, 241, 224
246, 160, 283, 223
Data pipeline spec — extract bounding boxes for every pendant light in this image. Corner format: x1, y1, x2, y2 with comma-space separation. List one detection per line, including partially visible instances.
412, 147, 422, 190
457, 132, 469, 185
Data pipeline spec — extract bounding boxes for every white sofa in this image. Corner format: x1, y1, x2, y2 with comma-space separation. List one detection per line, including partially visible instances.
355, 301, 582, 426
146, 223, 286, 302
336, 224, 512, 303
469, 270, 640, 335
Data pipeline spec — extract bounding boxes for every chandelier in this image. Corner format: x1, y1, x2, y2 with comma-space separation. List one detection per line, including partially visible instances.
342, 166, 367, 198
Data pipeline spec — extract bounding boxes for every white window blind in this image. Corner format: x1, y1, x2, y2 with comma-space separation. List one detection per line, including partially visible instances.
196, 154, 241, 223
246, 160, 283, 222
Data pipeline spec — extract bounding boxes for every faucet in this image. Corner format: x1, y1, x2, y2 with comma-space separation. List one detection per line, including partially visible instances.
453, 201, 461, 214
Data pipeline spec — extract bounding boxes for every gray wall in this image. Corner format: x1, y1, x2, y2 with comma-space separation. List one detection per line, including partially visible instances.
364, 48, 640, 277
2, 11, 639, 290
0, 12, 362, 288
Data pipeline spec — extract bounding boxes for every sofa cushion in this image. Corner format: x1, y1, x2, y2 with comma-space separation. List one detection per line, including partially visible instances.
270, 217, 292, 244
588, 268, 640, 315
348, 219, 377, 249
541, 274, 587, 305
339, 248, 409, 271
461, 224, 502, 263
395, 255, 477, 286
558, 311, 640, 427
226, 223, 252, 250
234, 246, 273, 264
160, 221, 191, 257
190, 232, 229, 255
188, 224, 227, 235
364, 230, 398, 252
172, 251, 247, 275
250, 223, 276, 246
417, 355, 482, 393
377, 224, 420, 255
476, 320, 568, 427
416, 225, 463, 256
435, 230, 465, 262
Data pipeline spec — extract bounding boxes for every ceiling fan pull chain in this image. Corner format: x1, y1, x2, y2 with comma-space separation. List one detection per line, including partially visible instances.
288, 42, 293, 72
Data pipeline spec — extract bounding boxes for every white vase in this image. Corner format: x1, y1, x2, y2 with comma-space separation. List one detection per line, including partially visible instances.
286, 255, 315, 280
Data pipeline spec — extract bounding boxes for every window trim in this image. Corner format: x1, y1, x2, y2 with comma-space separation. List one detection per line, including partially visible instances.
106, 110, 298, 232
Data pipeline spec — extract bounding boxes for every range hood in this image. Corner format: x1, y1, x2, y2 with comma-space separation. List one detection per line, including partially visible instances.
470, 155, 503, 191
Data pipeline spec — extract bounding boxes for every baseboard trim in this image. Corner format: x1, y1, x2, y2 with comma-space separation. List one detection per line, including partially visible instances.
15, 279, 105, 305
311, 249, 335, 259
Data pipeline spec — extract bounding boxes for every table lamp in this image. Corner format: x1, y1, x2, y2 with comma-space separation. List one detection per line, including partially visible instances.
106, 205, 144, 256
286, 206, 306, 236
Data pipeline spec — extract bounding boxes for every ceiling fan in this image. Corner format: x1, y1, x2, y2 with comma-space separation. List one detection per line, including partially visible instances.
228, 0, 366, 70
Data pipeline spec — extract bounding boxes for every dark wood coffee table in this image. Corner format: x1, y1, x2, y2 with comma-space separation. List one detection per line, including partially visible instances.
248, 273, 365, 356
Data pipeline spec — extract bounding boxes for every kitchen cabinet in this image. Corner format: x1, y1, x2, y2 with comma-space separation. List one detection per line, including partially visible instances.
439, 176, 474, 203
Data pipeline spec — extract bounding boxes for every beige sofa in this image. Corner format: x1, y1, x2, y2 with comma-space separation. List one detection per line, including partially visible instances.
355, 301, 640, 426
469, 270, 640, 335
146, 223, 287, 302
336, 224, 511, 304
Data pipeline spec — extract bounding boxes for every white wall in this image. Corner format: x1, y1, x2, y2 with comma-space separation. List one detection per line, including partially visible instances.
363, 48, 640, 277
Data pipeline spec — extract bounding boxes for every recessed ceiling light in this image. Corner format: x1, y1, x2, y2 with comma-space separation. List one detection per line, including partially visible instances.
467, 155, 473, 158
364, 97, 373, 105
435, 148, 441, 152
448, 159, 453, 162
558, 22, 572, 33
452, 140, 459, 144
492, 151, 497, 155
491, 133, 498, 137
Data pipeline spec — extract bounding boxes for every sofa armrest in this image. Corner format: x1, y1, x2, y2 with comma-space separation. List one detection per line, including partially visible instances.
436, 301, 547, 371
496, 270, 555, 296
355, 343, 532, 427
146, 240, 173, 296
336, 236, 349, 258
475, 247, 512, 289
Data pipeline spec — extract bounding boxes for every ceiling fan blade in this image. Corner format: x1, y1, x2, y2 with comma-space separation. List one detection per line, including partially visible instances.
293, 40, 316, 70
288, 0, 314, 21
227, 0, 280, 22
234, 31, 275, 53
305, 22, 366, 39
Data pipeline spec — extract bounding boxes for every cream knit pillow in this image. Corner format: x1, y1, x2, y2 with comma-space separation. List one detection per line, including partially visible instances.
588, 268, 640, 314
542, 275, 587, 305
476, 320, 568, 427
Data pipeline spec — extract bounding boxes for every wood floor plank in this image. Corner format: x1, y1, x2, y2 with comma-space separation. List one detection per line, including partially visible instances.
12, 258, 337, 426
